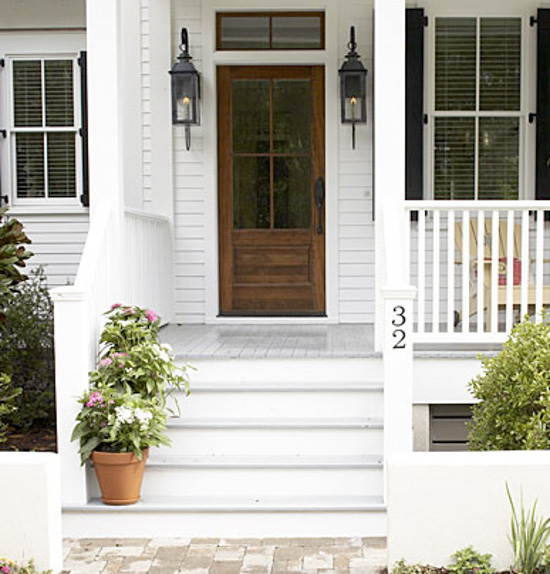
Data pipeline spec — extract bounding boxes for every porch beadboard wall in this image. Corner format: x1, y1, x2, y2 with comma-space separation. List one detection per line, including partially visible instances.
168, 0, 375, 323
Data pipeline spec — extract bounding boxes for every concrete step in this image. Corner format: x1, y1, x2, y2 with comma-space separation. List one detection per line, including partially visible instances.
62, 495, 386, 538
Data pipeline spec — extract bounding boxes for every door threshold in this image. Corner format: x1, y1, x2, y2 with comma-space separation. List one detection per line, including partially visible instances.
207, 316, 333, 325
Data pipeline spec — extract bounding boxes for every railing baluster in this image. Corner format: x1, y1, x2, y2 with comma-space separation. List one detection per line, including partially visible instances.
447, 211, 455, 332
418, 210, 426, 333
505, 210, 514, 331
432, 210, 441, 333
536, 210, 544, 322
521, 210, 529, 318
477, 211, 484, 333
490, 211, 499, 333
462, 210, 470, 334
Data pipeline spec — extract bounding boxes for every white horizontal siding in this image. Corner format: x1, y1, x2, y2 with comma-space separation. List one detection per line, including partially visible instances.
14, 213, 89, 287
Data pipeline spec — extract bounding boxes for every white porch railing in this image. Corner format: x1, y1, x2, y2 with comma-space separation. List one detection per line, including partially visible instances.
124, 208, 173, 323
406, 201, 550, 343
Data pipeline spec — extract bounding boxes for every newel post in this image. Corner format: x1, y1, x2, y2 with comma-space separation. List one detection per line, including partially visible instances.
383, 286, 417, 461
51, 288, 90, 506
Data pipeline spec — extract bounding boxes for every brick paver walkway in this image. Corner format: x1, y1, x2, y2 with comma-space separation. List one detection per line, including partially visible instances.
62, 537, 387, 574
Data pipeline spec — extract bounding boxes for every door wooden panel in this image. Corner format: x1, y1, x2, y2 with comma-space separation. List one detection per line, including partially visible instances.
218, 65, 325, 315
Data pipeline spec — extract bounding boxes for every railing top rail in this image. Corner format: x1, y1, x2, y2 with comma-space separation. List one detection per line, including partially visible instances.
124, 207, 171, 225
405, 200, 550, 211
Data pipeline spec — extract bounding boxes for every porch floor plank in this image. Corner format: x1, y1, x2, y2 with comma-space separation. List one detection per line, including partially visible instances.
160, 324, 378, 359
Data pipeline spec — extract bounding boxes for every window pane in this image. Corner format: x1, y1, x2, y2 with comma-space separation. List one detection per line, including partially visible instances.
273, 80, 311, 153
272, 16, 322, 49
435, 18, 476, 111
232, 81, 270, 153
15, 133, 45, 198
233, 157, 270, 229
274, 157, 311, 229
13, 60, 43, 127
45, 60, 74, 127
479, 118, 519, 200
480, 19, 521, 111
47, 132, 76, 197
434, 118, 475, 200
220, 16, 270, 49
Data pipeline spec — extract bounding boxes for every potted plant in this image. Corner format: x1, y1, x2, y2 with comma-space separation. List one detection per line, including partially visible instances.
71, 304, 190, 505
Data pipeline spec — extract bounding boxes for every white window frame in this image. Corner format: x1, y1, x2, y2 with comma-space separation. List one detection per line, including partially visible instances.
425, 9, 534, 201
0, 31, 86, 213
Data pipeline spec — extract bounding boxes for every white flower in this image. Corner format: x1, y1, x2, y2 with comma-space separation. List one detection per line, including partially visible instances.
115, 406, 134, 425
134, 408, 153, 431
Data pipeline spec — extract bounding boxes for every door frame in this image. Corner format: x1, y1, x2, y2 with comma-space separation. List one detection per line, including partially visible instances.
201, 0, 340, 323
217, 65, 326, 316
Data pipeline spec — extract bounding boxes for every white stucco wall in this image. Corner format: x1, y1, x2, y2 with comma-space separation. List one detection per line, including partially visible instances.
388, 451, 550, 571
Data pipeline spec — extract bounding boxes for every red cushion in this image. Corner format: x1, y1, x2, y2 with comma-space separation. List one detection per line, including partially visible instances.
498, 258, 521, 286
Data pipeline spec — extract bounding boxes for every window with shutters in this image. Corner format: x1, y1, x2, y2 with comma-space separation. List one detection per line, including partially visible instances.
431, 17, 523, 200
8, 56, 81, 204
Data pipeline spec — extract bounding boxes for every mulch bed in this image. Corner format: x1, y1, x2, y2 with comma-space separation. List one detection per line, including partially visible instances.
0, 427, 57, 452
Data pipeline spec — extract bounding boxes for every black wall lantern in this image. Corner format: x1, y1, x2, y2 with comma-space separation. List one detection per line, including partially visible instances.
339, 26, 367, 149
169, 28, 201, 150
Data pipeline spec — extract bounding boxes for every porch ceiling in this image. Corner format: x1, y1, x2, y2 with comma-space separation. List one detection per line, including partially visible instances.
159, 324, 377, 360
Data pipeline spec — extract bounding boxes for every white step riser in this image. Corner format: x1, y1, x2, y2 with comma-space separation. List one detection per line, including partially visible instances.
183, 358, 384, 386
100, 467, 384, 499
174, 391, 383, 420
63, 510, 386, 538
160, 428, 384, 457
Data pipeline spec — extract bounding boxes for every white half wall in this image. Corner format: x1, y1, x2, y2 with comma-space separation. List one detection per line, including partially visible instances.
387, 451, 550, 571
0, 453, 62, 572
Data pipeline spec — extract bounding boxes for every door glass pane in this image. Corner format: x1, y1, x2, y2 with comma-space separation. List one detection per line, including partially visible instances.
15, 133, 45, 198
274, 156, 311, 229
434, 118, 475, 200
480, 18, 521, 112
13, 60, 43, 127
220, 17, 270, 49
45, 60, 74, 127
435, 18, 476, 111
273, 80, 311, 153
232, 81, 270, 153
479, 118, 519, 200
47, 132, 76, 197
233, 157, 270, 229
272, 16, 322, 49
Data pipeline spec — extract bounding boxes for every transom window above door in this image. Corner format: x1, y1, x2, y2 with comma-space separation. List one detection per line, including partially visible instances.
216, 12, 325, 51
432, 17, 522, 200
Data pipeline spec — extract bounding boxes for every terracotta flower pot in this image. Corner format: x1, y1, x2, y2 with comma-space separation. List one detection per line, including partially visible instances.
91, 448, 149, 505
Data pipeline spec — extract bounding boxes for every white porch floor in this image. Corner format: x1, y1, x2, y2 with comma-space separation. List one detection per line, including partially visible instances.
160, 324, 378, 359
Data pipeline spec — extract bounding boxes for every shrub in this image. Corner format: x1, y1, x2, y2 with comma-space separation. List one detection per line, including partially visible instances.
468, 317, 550, 450
448, 547, 494, 574
0, 268, 55, 432
392, 559, 447, 574
0, 373, 21, 442
0, 558, 51, 574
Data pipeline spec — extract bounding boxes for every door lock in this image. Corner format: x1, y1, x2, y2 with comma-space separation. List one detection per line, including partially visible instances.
315, 177, 325, 235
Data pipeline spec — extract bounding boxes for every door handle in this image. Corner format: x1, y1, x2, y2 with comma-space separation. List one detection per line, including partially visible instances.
315, 177, 325, 235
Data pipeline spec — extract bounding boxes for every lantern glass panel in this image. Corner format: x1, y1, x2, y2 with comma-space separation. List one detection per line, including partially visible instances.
173, 74, 199, 124
343, 97, 364, 122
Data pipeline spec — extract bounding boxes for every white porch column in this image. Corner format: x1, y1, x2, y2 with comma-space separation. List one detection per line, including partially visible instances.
51, 289, 90, 505
86, 0, 125, 225
374, 0, 408, 351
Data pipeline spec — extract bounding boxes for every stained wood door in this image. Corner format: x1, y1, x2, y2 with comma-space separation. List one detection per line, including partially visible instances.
218, 66, 325, 315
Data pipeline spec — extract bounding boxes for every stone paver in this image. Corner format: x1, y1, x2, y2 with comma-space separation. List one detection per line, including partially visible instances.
62, 538, 387, 573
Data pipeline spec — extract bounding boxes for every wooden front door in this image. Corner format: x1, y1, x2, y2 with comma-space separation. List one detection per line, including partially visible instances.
218, 66, 325, 315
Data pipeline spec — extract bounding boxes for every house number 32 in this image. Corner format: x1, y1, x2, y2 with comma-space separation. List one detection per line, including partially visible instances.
392, 305, 406, 349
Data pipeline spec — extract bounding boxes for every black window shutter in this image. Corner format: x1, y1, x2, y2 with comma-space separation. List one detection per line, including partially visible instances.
406, 8, 425, 212
78, 51, 89, 207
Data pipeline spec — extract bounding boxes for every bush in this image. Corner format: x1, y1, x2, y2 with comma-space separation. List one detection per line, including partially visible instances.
468, 317, 550, 450
0, 268, 55, 432
448, 547, 494, 574
0, 373, 21, 442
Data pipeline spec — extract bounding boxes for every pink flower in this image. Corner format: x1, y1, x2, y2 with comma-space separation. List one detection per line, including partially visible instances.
85, 391, 105, 408
110, 303, 122, 309
113, 352, 128, 359
145, 309, 159, 323
101, 422, 107, 427
125, 307, 136, 315
2, 565, 11, 573
99, 358, 112, 368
